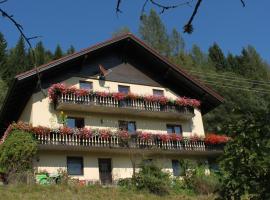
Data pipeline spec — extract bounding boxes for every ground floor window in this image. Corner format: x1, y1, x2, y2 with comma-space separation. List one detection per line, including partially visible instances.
67, 157, 84, 175
172, 160, 181, 176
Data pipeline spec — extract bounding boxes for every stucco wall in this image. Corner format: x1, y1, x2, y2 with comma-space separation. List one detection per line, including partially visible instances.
19, 77, 205, 136
34, 151, 185, 181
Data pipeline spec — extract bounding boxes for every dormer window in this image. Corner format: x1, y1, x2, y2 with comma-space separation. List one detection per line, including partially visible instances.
118, 85, 130, 94
153, 89, 164, 96
79, 81, 93, 90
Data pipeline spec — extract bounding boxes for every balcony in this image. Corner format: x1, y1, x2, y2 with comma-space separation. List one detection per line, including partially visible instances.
35, 132, 225, 156
56, 93, 195, 120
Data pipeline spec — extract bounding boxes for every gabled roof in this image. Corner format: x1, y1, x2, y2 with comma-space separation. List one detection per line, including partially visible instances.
0, 33, 224, 135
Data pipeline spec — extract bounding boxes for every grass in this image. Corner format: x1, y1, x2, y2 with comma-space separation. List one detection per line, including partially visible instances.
0, 184, 217, 200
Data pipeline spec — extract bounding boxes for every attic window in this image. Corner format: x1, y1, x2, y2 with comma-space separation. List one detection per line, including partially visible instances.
118, 85, 130, 94
79, 81, 93, 90
153, 89, 164, 96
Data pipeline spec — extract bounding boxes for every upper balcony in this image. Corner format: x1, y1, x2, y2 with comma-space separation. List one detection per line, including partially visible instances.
49, 84, 200, 120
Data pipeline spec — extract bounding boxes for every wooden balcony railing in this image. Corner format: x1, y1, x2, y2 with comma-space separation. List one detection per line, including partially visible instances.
57, 93, 194, 116
35, 133, 224, 152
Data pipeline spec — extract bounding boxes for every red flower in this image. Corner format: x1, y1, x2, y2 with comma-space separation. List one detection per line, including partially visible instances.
189, 134, 203, 142
157, 96, 168, 105
138, 132, 152, 141
96, 91, 110, 98
59, 126, 73, 135
75, 89, 89, 96
158, 134, 170, 142
99, 129, 111, 139
32, 126, 51, 136
170, 134, 183, 141
118, 130, 130, 140
112, 92, 126, 101
78, 127, 92, 138
144, 95, 158, 102
48, 83, 66, 102
205, 133, 230, 144
126, 93, 138, 100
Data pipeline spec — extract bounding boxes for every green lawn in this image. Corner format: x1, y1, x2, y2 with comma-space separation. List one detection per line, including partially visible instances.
0, 185, 216, 200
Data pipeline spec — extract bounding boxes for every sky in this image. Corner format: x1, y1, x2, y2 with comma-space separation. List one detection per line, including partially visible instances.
0, 0, 270, 62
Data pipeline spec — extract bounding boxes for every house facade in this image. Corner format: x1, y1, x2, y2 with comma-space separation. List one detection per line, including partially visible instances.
0, 34, 224, 184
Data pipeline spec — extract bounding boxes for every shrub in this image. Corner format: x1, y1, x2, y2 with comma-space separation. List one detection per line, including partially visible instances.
0, 129, 37, 183
134, 163, 170, 196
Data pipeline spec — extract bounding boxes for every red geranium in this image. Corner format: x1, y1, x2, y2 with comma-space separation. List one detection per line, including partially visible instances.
118, 130, 130, 140
204, 133, 230, 144
59, 126, 73, 135
144, 95, 158, 103
170, 134, 183, 142
75, 89, 89, 96
78, 127, 92, 138
99, 129, 111, 139
112, 92, 126, 101
157, 96, 169, 105
96, 91, 110, 98
48, 83, 66, 101
138, 132, 152, 141
158, 134, 170, 142
32, 126, 51, 136
126, 93, 138, 100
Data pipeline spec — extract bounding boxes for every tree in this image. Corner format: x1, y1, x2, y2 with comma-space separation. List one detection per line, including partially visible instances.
53, 44, 63, 60
139, 9, 170, 56
112, 26, 131, 37
66, 45, 75, 55
219, 108, 270, 199
34, 41, 46, 66
208, 43, 227, 71
0, 129, 37, 183
0, 32, 7, 74
2, 36, 29, 84
169, 28, 185, 55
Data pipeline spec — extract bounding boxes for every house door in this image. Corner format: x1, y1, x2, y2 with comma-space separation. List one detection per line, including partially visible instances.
98, 158, 112, 184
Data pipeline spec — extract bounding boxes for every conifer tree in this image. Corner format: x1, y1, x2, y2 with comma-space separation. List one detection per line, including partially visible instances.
34, 41, 46, 66
139, 9, 170, 56
66, 45, 75, 55
208, 43, 227, 71
0, 32, 7, 73
53, 44, 63, 60
169, 28, 185, 55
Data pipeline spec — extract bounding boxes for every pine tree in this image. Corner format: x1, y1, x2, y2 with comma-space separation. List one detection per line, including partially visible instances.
0, 32, 7, 74
3, 36, 28, 83
169, 28, 185, 55
53, 44, 63, 60
66, 45, 75, 55
139, 9, 170, 56
35, 41, 46, 66
208, 43, 227, 71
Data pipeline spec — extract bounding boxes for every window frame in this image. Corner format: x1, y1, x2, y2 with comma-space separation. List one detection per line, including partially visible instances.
67, 156, 84, 176
67, 117, 85, 128
166, 124, 182, 135
79, 80, 93, 90
118, 120, 136, 133
118, 85, 130, 94
172, 160, 181, 177
153, 89, 164, 96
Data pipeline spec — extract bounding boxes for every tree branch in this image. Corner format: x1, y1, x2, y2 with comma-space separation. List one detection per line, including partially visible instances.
149, 0, 192, 14
116, 0, 122, 16
183, 0, 202, 34
240, 0, 245, 7
0, 0, 45, 96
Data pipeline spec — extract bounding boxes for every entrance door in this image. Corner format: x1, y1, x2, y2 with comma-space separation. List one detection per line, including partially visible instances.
98, 158, 112, 184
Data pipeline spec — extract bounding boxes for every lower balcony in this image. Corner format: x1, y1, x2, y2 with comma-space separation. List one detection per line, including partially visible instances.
35, 132, 225, 156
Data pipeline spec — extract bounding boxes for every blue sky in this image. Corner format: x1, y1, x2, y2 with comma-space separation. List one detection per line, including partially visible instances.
0, 0, 269, 62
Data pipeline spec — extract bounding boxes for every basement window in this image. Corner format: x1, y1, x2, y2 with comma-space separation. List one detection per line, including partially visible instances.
67, 157, 84, 175
67, 117, 85, 128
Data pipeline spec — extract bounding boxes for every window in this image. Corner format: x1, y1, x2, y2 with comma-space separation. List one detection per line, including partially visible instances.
167, 124, 182, 135
79, 81, 93, 90
172, 160, 181, 176
118, 85, 130, 94
67, 117, 84, 128
67, 157, 83, 175
153, 89, 164, 96
119, 120, 136, 133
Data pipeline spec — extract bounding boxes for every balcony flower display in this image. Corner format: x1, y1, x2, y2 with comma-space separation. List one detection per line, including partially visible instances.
59, 126, 73, 135
204, 133, 231, 145
47, 84, 201, 109
170, 134, 183, 142
158, 134, 170, 142
98, 129, 111, 139
77, 127, 92, 138
137, 132, 152, 141
117, 130, 130, 140
32, 126, 51, 136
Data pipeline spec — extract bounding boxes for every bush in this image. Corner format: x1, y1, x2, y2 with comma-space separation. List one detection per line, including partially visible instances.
0, 129, 37, 183
134, 163, 170, 196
